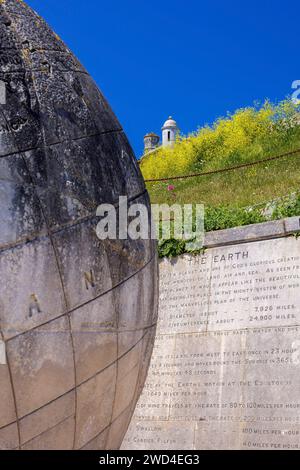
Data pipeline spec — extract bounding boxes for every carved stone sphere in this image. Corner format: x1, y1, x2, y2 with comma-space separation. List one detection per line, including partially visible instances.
0, 0, 158, 450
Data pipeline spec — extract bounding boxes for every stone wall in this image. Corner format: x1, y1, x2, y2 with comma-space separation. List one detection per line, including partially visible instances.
122, 216, 300, 450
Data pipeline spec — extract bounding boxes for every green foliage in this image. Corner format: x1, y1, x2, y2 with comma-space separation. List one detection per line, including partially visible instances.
158, 238, 207, 258
204, 206, 266, 232
293, 231, 300, 240
205, 192, 300, 235
158, 239, 186, 258
271, 193, 300, 219
156, 193, 300, 258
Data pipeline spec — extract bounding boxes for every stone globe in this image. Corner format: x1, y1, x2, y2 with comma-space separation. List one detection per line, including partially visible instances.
0, 0, 158, 450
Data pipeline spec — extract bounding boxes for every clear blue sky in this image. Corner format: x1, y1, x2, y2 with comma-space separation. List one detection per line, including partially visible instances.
27, 0, 300, 157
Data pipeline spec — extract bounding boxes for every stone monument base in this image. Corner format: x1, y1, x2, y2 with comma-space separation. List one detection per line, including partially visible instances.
123, 217, 300, 450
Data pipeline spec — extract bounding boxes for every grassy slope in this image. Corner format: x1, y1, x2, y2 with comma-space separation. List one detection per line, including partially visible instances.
146, 153, 300, 208
141, 100, 300, 211
140, 101, 300, 256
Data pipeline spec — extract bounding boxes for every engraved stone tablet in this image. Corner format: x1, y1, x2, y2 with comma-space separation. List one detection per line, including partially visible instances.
0, 0, 158, 450
123, 232, 300, 450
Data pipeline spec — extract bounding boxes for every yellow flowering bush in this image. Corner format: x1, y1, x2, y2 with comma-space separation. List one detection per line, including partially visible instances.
140, 99, 300, 180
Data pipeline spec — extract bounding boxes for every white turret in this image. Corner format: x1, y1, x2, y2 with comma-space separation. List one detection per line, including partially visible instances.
162, 116, 179, 148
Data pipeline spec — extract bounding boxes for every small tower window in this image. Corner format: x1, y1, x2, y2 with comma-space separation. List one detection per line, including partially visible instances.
168, 131, 171, 141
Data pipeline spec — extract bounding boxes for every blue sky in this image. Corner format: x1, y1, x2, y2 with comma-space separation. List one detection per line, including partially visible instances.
27, 0, 300, 157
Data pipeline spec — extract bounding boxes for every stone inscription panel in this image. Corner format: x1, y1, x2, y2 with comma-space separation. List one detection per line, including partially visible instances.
123, 237, 300, 450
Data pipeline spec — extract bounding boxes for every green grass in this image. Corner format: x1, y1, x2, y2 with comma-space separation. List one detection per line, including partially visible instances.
146, 151, 300, 208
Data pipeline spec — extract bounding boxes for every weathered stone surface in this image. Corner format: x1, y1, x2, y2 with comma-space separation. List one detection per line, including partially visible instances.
21, 416, 75, 450
19, 390, 75, 445
123, 227, 300, 450
124, 420, 195, 450
7, 316, 75, 418
75, 363, 116, 449
70, 293, 118, 384
81, 427, 109, 451
112, 341, 143, 420
284, 215, 300, 234
106, 406, 133, 450
0, 237, 67, 340
0, 0, 158, 450
0, 361, 16, 428
204, 219, 285, 247
0, 153, 46, 248
0, 422, 19, 450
